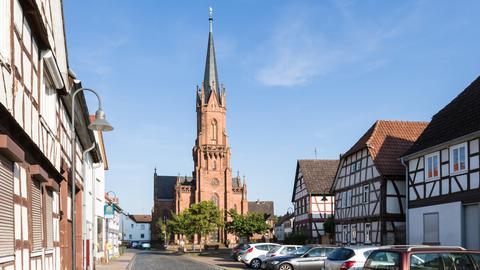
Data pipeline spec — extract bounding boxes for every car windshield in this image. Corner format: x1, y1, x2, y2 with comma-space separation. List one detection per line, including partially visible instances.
293, 245, 311, 255
327, 248, 355, 261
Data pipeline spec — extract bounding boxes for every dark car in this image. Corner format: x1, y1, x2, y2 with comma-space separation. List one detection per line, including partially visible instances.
231, 243, 249, 261
363, 246, 480, 270
262, 245, 337, 270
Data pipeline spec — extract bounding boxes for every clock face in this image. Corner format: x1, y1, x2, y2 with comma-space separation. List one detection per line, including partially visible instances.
211, 178, 220, 186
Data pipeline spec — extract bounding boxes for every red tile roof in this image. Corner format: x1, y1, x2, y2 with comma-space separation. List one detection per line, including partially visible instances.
298, 159, 339, 194
345, 120, 429, 176
129, 214, 152, 223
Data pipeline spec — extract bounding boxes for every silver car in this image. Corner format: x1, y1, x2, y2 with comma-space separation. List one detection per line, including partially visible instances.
324, 246, 380, 270
263, 245, 337, 270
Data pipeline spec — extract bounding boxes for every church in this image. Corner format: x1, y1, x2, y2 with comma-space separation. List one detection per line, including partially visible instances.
152, 10, 248, 246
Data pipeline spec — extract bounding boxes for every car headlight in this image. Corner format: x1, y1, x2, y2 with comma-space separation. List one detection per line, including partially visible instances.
270, 261, 280, 265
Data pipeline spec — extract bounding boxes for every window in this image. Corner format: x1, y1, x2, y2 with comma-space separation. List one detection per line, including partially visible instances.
423, 212, 439, 244
425, 152, 440, 180
45, 190, 54, 250
140, 234, 144, 239
0, 156, 14, 257
211, 120, 218, 143
0, 0, 10, 60
306, 248, 323, 257
41, 73, 57, 133
363, 185, 370, 203
450, 143, 467, 174
409, 253, 442, 269
327, 248, 355, 261
97, 217, 104, 252
442, 253, 475, 270
212, 193, 219, 207
31, 179, 43, 252
213, 160, 217, 170
140, 224, 145, 230
342, 225, 348, 243
351, 225, 357, 243
365, 223, 371, 243
129, 234, 132, 240
364, 251, 400, 270
131, 224, 134, 228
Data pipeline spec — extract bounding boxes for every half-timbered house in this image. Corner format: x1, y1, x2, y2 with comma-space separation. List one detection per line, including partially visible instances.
331, 121, 428, 245
292, 159, 339, 243
402, 77, 480, 249
0, 1, 104, 269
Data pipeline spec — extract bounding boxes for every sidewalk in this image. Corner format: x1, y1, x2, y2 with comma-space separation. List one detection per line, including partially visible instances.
96, 250, 137, 270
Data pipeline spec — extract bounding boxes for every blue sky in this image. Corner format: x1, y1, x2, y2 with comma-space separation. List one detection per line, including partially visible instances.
63, 1, 480, 215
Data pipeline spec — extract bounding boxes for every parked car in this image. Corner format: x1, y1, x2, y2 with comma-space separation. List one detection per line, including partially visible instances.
364, 246, 480, 270
242, 243, 281, 269
325, 246, 381, 270
231, 243, 249, 261
265, 245, 303, 259
141, 242, 151, 250
130, 241, 140, 248
263, 245, 337, 270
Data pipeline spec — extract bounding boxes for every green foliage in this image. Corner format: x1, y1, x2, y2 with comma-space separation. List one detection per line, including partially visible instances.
323, 215, 335, 235
155, 218, 167, 243
226, 209, 270, 240
167, 201, 223, 244
284, 232, 308, 245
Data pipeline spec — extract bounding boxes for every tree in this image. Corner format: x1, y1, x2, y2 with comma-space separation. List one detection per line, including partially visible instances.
226, 209, 270, 241
155, 219, 166, 245
187, 201, 223, 245
323, 215, 335, 243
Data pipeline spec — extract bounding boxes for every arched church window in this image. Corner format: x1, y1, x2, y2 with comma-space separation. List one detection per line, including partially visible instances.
211, 119, 218, 143
213, 160, 217, 170
212, 193, 219, 207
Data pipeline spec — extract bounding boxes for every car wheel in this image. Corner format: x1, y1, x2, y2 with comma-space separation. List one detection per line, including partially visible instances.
250, 258, 262, 269
237, 255, 242, 261
279, 264, 293, 270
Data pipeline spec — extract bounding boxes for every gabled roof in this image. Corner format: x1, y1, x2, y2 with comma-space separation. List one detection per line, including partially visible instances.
248, 200, 274, 219
296, 159, 339, 195
404, 76, 480, 156
275, 212, 294, 226
344, 120, 428, 176
154, 175, 177, 200
129, 214, 152, 223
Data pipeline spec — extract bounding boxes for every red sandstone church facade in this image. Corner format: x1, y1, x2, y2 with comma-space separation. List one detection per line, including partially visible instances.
152, 11, 248, 245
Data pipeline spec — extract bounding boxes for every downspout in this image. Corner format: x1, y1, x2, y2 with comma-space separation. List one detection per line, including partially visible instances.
400, 157, 409, 245
91, 162, 102, 270
82, 143, 96, 270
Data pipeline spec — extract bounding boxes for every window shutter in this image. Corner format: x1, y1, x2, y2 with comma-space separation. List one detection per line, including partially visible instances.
0, 156, 14, 257
31, 179, 43, 251
45, 190, 53, 249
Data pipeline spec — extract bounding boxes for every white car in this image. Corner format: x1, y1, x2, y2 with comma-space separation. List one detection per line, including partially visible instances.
324, 246, 381, 270
242, 243, 281, 269
264, 244, 303, 259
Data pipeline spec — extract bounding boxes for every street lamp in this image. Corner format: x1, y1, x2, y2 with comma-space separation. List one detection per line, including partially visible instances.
71, 88, 113, 270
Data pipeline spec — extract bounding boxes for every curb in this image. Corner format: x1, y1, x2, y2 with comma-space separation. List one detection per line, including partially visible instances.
125, 253, 137, 270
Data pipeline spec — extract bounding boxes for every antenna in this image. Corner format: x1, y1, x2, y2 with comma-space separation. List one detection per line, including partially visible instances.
314, 148, 318, 160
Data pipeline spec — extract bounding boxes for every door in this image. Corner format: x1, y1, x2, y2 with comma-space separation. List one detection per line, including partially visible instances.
463, 204, 480, 249
298, 248, 324, 270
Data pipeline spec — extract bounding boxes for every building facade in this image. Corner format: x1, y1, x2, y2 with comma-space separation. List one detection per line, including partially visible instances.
292, 160, 338, 243
0, 1, 104, 269
402, 77, 480, 249
122, 215, 152, 244
331, 121, 427, 246
104, 195, 122, 261
274, 213, 294, 242
152, 11, 248, 246
248, 200, 275, 242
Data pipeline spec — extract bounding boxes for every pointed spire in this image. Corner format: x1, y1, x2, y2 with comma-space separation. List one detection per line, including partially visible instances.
203, 7, 221, 104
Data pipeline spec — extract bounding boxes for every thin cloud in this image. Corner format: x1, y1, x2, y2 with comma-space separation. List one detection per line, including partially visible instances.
255, 2, 419, 87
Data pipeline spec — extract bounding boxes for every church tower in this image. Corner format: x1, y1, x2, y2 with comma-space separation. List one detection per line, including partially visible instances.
192, 8, 248, 244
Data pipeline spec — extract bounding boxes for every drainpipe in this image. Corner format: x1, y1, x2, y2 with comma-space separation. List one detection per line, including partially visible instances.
400, 157, 409, 244
91, 162, 102, 270
82, 144, 96, 270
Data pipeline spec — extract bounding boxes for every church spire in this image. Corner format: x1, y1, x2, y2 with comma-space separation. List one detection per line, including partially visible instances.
203, 7, 221, 104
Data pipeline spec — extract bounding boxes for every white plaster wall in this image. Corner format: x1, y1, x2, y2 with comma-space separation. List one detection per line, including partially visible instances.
122, 215, 151, 242
409, 202, 462, 246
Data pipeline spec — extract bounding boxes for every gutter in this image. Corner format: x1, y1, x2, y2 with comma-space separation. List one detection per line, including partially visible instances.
400, 157, 409, 244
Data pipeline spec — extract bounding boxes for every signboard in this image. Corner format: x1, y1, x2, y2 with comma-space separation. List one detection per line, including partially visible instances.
104, 204, 114, 219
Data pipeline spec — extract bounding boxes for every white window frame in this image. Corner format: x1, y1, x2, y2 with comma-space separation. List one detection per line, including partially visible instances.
363, 185, 370, 204
450, 142, 468, 175
40, 71, 57, 134
351, 225, 357, 244
342, 225, 348, 243
365, 223, 371, 243
425, 152, 440, 181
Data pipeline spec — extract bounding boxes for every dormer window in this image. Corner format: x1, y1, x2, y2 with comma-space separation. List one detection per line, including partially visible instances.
425, 152, 440, 180
450, 143, 467, 174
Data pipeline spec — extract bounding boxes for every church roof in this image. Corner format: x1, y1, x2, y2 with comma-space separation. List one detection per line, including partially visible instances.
203, 9, 221, 104
404, 76, 480, 156
154, 175, 177, 200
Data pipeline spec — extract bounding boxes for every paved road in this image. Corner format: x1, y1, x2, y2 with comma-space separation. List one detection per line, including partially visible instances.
130, 251, 223, 270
